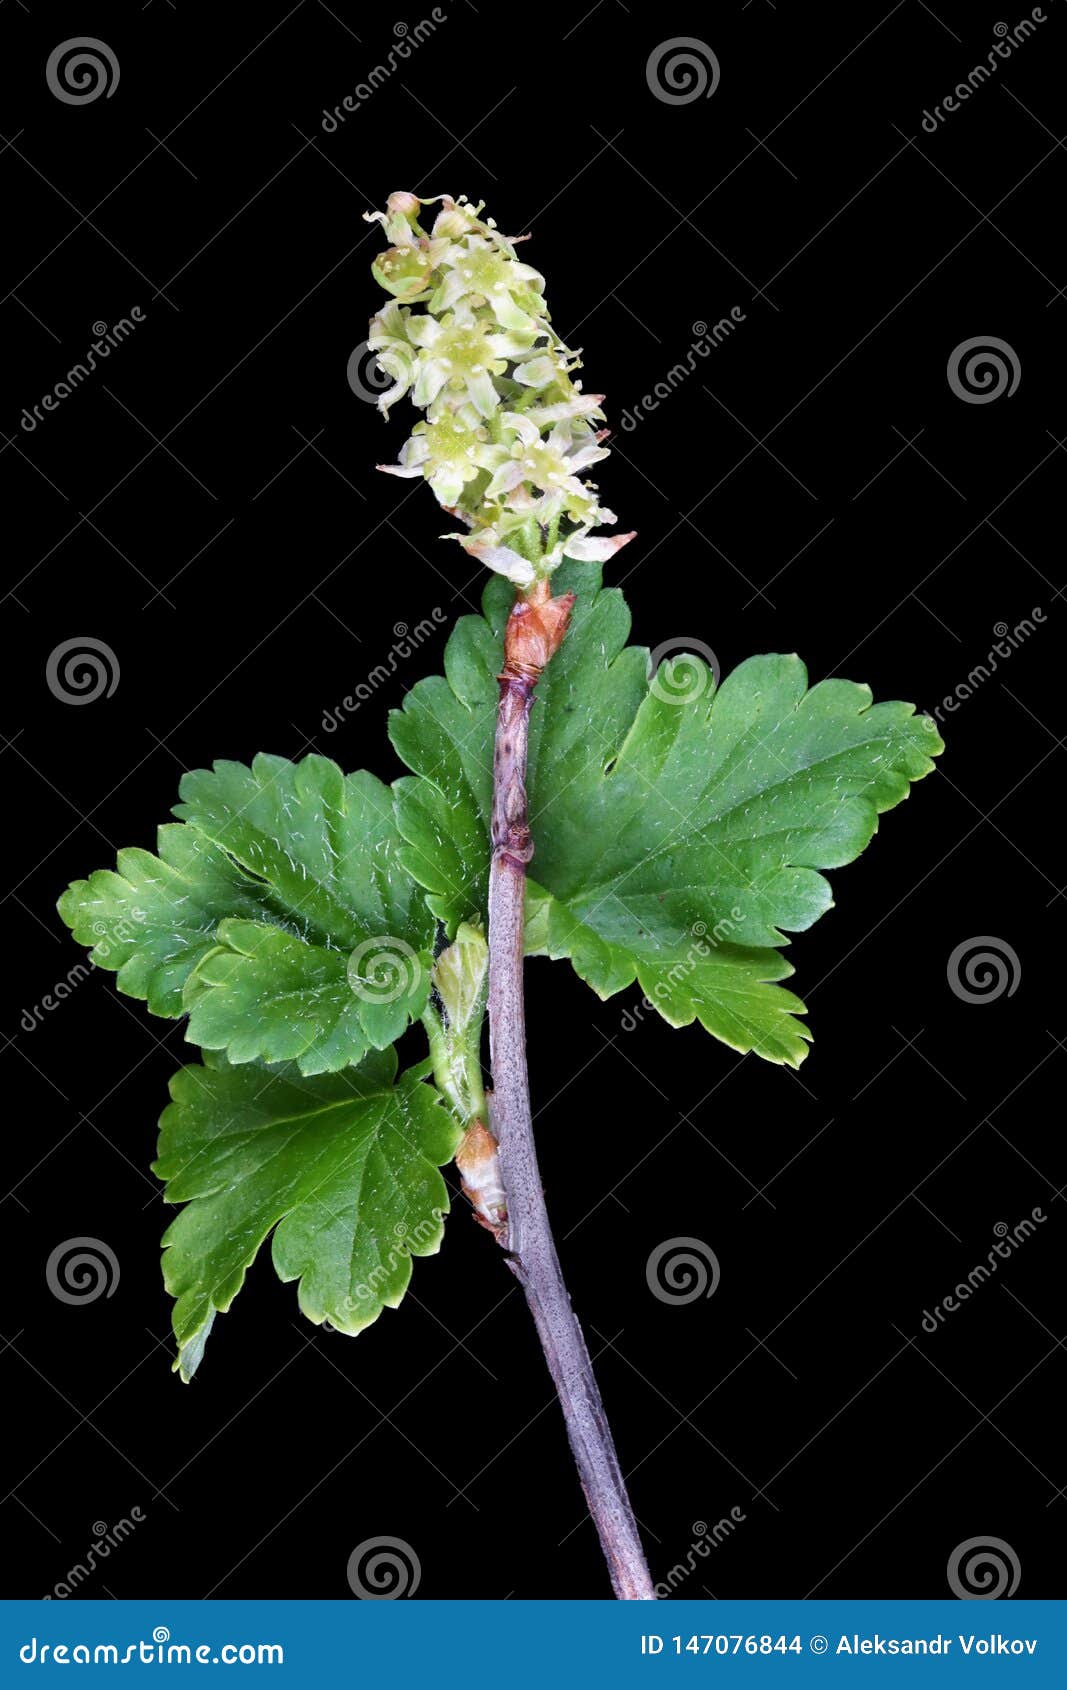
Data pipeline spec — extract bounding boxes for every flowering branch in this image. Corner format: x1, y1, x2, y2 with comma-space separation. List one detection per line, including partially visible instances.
54, 183, 943, 1604
367, 190, 652, 1597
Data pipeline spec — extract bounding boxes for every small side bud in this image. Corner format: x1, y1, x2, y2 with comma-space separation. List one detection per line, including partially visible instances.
432, 922, 488, 1037
456, 1119, 507, 1237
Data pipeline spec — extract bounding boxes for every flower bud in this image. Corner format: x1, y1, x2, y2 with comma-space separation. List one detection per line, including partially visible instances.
386, 190, 422, 218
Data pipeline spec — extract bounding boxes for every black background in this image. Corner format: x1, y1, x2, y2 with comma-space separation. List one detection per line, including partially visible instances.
2, 0, 1063, 1603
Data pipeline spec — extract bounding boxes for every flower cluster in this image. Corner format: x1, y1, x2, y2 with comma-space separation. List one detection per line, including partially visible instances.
365, 191, 634, 587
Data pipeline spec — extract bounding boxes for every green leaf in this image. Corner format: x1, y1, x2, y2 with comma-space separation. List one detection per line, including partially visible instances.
390, 614, 499, 935
60, 754, 438, 1072
391, 562, 943, 1065
154, 1048, 460, 1380
184, 918, 432, 1075
173, 756, 417, 951
57, 824, 269, 1017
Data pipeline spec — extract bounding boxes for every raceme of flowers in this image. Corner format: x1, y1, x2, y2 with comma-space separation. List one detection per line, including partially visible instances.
365, 191, 635, 587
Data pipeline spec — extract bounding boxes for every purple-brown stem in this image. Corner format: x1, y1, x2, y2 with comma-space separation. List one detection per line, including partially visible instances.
485, 586, 656, 1602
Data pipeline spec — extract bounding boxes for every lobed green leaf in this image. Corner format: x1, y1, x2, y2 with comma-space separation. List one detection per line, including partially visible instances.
60, 754, 438, 1074
391, 561, 943, 1065
155, 1049, 459, 1379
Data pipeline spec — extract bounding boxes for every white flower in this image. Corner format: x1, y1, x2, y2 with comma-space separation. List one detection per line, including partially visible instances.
405, 312, 540, 418
379, 407, 500, 508
431, 235, 546, 331
484, 413, 610, 505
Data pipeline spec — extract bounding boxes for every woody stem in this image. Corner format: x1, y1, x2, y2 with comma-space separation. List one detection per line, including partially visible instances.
485, 589, 656, 1602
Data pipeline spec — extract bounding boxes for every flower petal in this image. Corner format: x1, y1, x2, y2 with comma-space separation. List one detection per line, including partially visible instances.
526, 394, 605, 425
405, 316, 443, 348
429, 268, 469, 314
484, 460, 526, 500
413, 359, 449, 408
475, 546, 538, 586
563, 530, 637, 561
466, 369, 500, 419
430, 464, 466, 506
489, 292, 537, 333
565, 443, 611, 473
373, 351, 414, 415
500, 411, 540, 446
513, 354, 559, 388
377, 461, 424, 479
